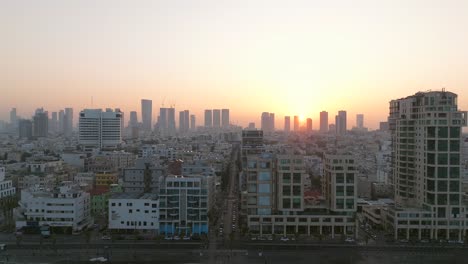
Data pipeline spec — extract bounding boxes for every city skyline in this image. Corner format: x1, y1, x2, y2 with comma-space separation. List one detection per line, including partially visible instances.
2, 1, 468, 129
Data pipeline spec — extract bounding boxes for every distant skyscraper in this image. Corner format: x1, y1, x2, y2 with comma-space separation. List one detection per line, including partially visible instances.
306, 118, 312, 132
190, 114, 196, 130
179, 111, 187, 133
18, 119, 32, 139
213, 109, 221, 128
335, 110, 347, 135
356, 114, 364, 129
33, 109, 48, 138
204, 110, 212, 127
261, 112, 270, 132
167, 107, 176, 135
58, 110, 65, 133
50, 112, 58, 133
269, 113, 275, 131
293, 116, 299, 131
284, 116, 290, 132
222, 109, 230, 128
115, 108, 124, 135
141, 99, 152, 131
184, 110, 189, 132
379, 121, 389, 131
79, 109, 122, 151
248, 122, 255, 129
159, 107, 168, 134
9, 108, 17, 127
64, 108, 73, 135
320, 111, 328, 133
129, 111, 138, 127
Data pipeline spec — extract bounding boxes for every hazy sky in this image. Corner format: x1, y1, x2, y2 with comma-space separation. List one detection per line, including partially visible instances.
2, 0, 468, 129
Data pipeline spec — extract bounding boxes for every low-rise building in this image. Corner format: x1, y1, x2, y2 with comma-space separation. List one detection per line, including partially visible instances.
0, 167, 16, 198
108, 193, 159, 233
16, 182, 92, 232
159, 175, 214, 235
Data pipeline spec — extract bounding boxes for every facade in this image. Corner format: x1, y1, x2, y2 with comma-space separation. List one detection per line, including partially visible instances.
78, 109, 122, 151
335, 110, 347, 135
95, 171, 118, 188
261, 112, 275, 133
245, 154, 357, 238
19, 119, 33, 139
16, 183, 91, 232
388, 90, 468, 240
141, 99, 152, 131
356, 114, 364, 129
284, 116, 290, 132
108, 193, 159, 232
221, 109, 229, 128
190, 115, 196, 130
320, 111, 328, 133
213, 109, 221, 128
0, 167, 16, 199
167, 107, 176, 136
122, 160, 166, 193
159, 107, 168, 134
64, 107, 73, 135
306, 118, 312, 132
293, 116, 299, 131
90, 188, 111, 216
159, 175, 214, 235
204, 110, 212, 128
33, 110, 48, 138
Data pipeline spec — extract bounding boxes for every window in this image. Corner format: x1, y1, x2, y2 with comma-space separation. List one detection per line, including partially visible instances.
282, 186, 291, 196
283, 198, 291, 208
346, 174, 354, 184
258, 184, 271, 193
438, 181, 447, 192
438, 140, 448, 151
282, 173, 291, 184
248, 184, 257, 193
450, 140, 460, 151
258, 196, 270, 206
293, 173, 301, 183
346, 186, 354, 196
129, 209, 133, 213
293, 185, 301, 196
450, 127, 460, 138
438, 127, 448, 138
293, 198, 301, 209
438, 167, 447, 178
450, 154, 460, 165
336, 173, 344, 184
259, 172, 271, 181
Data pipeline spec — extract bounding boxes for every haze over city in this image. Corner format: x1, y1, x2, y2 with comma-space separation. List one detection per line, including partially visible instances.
2, 0, 468, 129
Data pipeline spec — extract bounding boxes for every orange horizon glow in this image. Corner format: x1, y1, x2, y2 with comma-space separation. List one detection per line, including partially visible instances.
2, 1, 468, 130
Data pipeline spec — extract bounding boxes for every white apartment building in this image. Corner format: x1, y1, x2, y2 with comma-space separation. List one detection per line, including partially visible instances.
0, 167, 16, 199
79, 109, 122, 151
16, 183, 91, 232
388, 90, 468, 241
108, 193, 159, 232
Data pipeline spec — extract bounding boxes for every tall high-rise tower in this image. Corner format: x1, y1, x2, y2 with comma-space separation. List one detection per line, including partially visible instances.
204, 110, 212, 127
320, 111, 328, 133
306, 118, 312, 132
64, 108, 73, 135
33, 109, 48, 138
141, 99, 152, 131
167, 107, 176, 135
356, 114, 364, 129
213, 109, 221, 128
389, 90, 468, 241
284, 116, 290, 132
222, 109, 230, 128
293, 116, 299, 131
335, 110, 347, 135
190, 115, 196, 130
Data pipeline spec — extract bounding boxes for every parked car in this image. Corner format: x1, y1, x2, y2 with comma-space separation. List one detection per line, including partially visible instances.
345, 237, 355, 243
101, 235, 111, 240
280, 236, 289, 242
